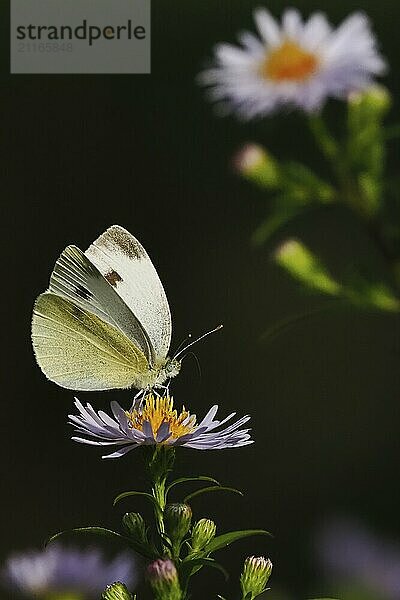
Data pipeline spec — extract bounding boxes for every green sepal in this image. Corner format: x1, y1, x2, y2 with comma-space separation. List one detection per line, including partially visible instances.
203, 529, 271, 554
183, 486, 243, 504
113, 490, 160, 509
166, 476, 220, 495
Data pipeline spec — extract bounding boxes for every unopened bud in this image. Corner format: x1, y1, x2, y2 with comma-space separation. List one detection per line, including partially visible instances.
123, 512, 148, 545
191, 518, 216, 551
102, 581, 133, 600
233, 143, 280, 189
164, 503, 192, 542
240, 556, 273, 599
274, 239, 341, 296
147, 559, 182, 600
349, 85, 391, 117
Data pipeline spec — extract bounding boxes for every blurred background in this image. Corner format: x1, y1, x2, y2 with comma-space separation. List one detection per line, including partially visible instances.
1, 0, 399, 598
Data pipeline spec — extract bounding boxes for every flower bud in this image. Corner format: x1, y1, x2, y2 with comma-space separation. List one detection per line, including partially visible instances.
240, 556, 273, 599
123, 512, 148, 545
164, 503, 192, 542
146, 559, 182, 600
349, 85, 391, 118
102, 581, 133, 600
274, 239, 341, 296
233, 143, 280, 189
191, 518, 217, 551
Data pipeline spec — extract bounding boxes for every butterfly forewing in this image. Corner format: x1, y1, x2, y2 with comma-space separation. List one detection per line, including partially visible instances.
32, 293, 150, 391
48, 244, 153, 362
85, 225, 172, 361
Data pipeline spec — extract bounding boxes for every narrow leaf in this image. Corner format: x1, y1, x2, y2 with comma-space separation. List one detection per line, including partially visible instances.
113, 490, 159, 508
184, 486, 243, 504
204, 529, 271, 554
181, 557, 229, 581
166, 476, 220, 495
47, 527, 156, 560
47, 527, 126, 546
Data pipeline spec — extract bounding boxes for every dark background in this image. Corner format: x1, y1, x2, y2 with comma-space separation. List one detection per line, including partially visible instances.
1, 0, 399, 598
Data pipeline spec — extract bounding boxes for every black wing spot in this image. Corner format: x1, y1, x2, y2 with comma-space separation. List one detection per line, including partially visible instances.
75, 284, 93, 300
105, 270, 123, 287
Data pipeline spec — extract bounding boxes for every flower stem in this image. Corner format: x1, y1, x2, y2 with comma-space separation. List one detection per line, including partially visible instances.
145, 446, 176, 551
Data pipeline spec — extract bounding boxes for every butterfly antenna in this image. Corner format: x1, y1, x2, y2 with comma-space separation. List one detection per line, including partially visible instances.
173, 333, 192, 357
174, 324, 223, 359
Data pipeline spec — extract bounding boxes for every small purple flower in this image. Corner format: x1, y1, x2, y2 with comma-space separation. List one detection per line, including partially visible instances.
2, 545, 138, 598
317, 517, 400, 599
69, 394, 253, 458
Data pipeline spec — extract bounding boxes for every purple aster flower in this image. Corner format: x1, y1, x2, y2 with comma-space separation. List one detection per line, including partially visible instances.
316, 517, 400, 600
69, 394, 253, 458
199, 7, 387, 119
2, 545, 137, 599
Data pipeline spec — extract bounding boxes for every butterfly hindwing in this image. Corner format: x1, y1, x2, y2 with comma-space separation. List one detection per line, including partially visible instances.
32, 292, 151, 391
85, 225, 172, 360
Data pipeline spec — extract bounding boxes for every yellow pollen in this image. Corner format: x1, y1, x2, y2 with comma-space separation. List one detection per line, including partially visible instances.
260, 40, 319, 82
127, 395, 197, 441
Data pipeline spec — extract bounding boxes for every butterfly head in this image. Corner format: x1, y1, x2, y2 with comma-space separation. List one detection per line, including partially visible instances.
154, 357, 181, 387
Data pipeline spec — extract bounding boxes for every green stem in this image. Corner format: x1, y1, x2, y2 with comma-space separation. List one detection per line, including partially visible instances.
146, 446, 176, 554
308, 113, 341, 165
309, 113, 383, 218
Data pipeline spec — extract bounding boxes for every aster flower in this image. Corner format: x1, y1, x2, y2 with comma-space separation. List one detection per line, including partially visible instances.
199, 8, 386, 118
69, 395, 253, 458
317, 518, 400, 600
2, 545, 137, 599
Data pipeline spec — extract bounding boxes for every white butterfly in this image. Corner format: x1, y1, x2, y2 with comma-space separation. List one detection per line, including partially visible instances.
32, 225, 186, 393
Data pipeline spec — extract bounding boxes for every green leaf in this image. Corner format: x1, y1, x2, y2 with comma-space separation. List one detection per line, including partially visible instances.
252, 206, 303, 245
181, 557, 229, 580
113, 490, 159, 508
203, 530, 271, 555
166, 476, 220, 495
47, 527, 126, 546
47, 527, 157, 560
184, 486, 243, 504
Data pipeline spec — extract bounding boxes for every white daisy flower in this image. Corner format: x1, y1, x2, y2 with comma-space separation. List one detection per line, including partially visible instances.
199, 8, 387, 118
69, 395, 253, 458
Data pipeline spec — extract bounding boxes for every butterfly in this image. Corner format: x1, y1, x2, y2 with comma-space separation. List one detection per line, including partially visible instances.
31, 225, 214, 394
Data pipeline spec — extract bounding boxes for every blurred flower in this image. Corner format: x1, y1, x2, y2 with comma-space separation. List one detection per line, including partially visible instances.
316, 517, 400, 599
199, 8, 386, 119
69, 395, 253, 458
2, 545, 137, 599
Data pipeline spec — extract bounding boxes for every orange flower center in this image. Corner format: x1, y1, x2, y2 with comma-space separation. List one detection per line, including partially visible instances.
260, 40, 319, 82
127, 395, 196, 441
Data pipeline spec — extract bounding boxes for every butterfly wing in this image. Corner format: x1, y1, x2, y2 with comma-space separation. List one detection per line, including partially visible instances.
32, 292, 150, 391
48, 244, 153, 362
85, 225, 172, 361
